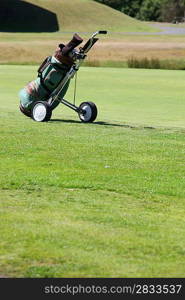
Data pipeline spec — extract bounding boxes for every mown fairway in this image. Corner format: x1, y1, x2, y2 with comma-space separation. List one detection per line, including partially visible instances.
0, 65, 185, 277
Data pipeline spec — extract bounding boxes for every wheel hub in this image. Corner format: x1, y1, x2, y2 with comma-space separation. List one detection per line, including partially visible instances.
33, 103, 47, 122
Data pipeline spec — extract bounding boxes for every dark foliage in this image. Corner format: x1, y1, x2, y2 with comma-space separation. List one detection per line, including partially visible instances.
94, 0, 185, 22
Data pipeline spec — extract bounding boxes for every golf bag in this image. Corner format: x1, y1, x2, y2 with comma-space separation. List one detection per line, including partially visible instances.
19, 33, 83, 117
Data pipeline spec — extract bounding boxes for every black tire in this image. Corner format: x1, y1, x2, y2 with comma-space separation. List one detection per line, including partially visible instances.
78, 101, 97, 123
31, 101, 52, 122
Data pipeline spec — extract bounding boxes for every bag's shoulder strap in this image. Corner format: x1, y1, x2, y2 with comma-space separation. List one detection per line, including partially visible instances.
38, 56, 52, 77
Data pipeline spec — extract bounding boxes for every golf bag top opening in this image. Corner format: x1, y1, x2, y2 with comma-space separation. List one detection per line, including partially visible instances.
61, 33, 83, 55
54, 33, 83, 67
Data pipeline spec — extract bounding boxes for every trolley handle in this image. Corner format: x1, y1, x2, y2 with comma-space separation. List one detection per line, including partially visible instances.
91, 30, 107, 38
81, 30, 108, 53
99, 31, 107, 34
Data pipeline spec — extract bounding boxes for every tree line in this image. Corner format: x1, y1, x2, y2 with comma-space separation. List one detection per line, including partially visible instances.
94, 0, 185, 22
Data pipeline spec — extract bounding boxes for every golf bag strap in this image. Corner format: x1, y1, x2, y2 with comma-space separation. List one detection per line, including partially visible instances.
38, 57, 52, 93
38, 56, 51, 77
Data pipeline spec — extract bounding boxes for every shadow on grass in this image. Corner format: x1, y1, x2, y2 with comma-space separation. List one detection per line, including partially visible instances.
50, 119, 156, 129
0, 0, 59, 32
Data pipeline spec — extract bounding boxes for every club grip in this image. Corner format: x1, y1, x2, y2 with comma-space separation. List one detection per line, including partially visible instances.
99, 30, 107, 34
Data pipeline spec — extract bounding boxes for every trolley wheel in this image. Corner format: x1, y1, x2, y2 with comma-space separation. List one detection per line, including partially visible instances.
78, 101, 97, 123
31, 101, 52, 122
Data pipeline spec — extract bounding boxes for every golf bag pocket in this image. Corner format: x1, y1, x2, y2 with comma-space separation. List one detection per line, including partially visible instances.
39, 56, 68, 93
43, 67, 63, 90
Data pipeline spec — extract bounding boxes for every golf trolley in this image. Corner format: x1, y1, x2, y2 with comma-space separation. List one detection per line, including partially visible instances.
31, 30, 107, 122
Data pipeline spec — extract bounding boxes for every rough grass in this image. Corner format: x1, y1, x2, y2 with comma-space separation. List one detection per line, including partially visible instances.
1, 0, 185, 69
1, 33, 185, 67
0, 66, 185, 277
127, 57, 185, 70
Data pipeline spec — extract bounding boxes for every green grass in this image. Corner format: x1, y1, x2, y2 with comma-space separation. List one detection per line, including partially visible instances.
0, 65, 185, 277
6, 0, 157, 33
